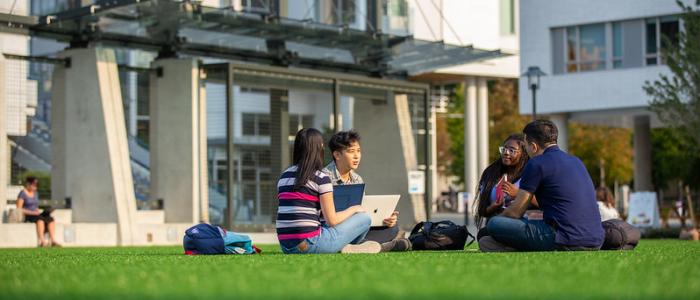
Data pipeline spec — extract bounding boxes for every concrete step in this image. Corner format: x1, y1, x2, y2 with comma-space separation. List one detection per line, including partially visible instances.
135, 210, 164, 224
3, 209, 164, 225
0, 222, 280, 248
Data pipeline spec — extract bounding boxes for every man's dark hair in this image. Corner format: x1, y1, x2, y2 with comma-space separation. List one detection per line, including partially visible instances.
328, 130, 361, 158
522, 119, 558, 148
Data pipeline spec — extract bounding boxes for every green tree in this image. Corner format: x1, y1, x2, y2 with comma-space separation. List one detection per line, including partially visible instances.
644, 1, 700, 188
568, 123, 633, 187
486, 80, 530, 162
650, 128, 700, 190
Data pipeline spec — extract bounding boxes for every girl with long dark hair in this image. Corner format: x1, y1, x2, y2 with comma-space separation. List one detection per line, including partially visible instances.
276, 128, 380, 254
474, 134, 533, 240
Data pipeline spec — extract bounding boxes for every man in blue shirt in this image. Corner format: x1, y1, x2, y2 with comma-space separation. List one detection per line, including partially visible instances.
479, 120, 604, 252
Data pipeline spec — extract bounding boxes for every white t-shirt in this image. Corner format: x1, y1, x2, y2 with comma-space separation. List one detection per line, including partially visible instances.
598, 201, 620, 221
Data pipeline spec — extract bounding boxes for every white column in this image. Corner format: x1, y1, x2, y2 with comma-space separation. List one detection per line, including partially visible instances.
0, 55, 6, 219
549, 113, 569, 152
340, 96, 355, 130
476, 77, 489, 173
430, 109, 439, 213
51, 47, 137, 245
150, 58, 207, 223
633, 115, 653, 191
464, 77, 478, 197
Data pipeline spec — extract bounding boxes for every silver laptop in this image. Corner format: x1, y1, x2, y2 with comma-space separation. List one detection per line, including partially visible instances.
361, 195, 401, 227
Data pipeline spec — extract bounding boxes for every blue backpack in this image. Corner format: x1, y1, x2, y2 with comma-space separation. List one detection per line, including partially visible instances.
183, 223, 256, 255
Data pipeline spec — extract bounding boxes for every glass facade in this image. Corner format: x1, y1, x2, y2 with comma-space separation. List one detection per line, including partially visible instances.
203, 64, 428, 229
3, 0, 450, 226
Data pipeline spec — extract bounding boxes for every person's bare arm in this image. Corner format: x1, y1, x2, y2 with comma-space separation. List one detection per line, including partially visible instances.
500, 190, 533, 219
484, 197, 504, 216
319, 192, 363, 227
16, 199, 40, 216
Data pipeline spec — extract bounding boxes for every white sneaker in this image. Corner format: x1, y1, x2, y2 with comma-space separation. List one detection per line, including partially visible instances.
340, 241, 381, 254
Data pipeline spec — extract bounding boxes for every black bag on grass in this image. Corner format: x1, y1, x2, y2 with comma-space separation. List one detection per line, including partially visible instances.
601, 219, 641, 250
409, 221, 475, 250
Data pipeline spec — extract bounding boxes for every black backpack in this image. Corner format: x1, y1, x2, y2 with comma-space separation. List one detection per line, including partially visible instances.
409, 221, 475, 250
601, 219, 641, 250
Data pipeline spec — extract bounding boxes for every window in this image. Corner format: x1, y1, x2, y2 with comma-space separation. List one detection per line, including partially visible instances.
385, 0, 408, 17
240, 86, 268, 94
566, 23, 606, 72
381, 0, 410, 36
136, 120, 149, 148
555, 15, 679, 74
566, 27, 577, 72
645, 16, 680, 66
612, 22, 623, 69
241, 113, 271, 136
288, 114, 314, 137
646, 19, 658, 65
242, 113, 256, 136
500, 0, 516, 35
318, 0, 357, 26
240, 0, 270, 14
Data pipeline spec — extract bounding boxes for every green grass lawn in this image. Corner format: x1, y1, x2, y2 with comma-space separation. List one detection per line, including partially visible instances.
1, 240, 699, 300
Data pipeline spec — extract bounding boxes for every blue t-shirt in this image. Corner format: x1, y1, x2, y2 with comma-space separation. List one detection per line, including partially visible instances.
519, 146, 604, 248
18, 190, 39, 211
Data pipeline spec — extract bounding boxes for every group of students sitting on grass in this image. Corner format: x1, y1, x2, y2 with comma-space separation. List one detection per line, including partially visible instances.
275, 119, 629, 254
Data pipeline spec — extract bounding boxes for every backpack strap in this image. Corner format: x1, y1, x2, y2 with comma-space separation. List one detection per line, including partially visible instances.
422, 222, 433, 237
410, 221, 426, 236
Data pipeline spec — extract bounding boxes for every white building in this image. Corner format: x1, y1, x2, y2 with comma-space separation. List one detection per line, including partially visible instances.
519, 0, 688, 191
406, 0, 521, 202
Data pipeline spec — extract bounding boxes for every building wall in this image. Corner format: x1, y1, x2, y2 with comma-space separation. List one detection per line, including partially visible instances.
519, 0, 686, 115
414, 0, 520, 78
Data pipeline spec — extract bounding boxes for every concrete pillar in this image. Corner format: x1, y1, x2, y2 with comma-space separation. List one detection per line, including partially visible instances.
430, 109, 439, 214
51, 47, 137, 245
476, 77, 489, 174
633, 115, 653, 191
270, 88, 290, 220
549, 113, 569, 152
464, 77, 478, 197
354, 93, 427, 226
340, 96, 355, 131
149, 58, 208, 223
0, 55, 6, 219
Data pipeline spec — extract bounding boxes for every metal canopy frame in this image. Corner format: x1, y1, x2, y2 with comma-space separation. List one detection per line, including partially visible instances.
0, 0, 505, 78
201, 62, 432, 229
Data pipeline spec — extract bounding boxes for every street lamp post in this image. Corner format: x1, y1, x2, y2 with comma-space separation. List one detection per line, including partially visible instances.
523, 66, 546, 121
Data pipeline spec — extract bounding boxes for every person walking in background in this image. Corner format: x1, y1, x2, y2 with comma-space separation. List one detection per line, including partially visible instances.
596, 186, 620, 221
16, 177, 60, 247
276, 128, 380, 254
323, 130, 411, 252
473, 134, 534, 246
480, 120, 604, 252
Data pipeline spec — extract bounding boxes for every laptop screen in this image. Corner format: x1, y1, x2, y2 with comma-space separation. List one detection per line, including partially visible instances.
332, 184, 365, 212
